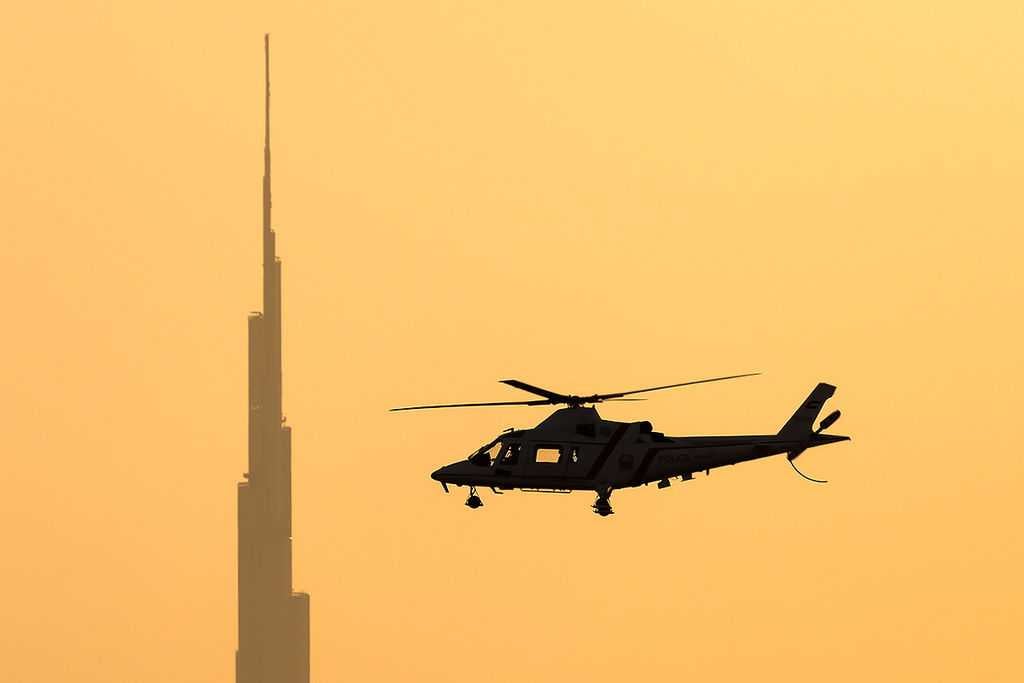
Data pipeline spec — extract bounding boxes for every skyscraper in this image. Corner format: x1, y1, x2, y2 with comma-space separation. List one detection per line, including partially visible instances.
236, 35, 310, 683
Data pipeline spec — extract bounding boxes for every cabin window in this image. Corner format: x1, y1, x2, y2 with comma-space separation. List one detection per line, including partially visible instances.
535, 446, 561, 464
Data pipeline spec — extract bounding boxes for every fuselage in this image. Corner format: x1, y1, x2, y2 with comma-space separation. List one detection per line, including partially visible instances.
431, 406, 848, 492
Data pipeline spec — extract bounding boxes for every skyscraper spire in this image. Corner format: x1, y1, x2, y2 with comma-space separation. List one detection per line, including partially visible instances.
237, 34, 310, 683
263, 33, 273, 268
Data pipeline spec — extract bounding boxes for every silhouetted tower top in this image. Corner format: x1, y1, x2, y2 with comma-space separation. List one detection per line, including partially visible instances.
257, 32, 283, 440
263, 33, 274, 274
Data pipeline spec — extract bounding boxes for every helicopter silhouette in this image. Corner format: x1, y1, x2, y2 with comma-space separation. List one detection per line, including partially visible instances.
391, 374, 850, 515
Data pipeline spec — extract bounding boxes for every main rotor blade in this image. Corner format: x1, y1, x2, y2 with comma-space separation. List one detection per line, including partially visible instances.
499, 379, 568, 401
390, 398, 551, 412
594, 373, 761, 401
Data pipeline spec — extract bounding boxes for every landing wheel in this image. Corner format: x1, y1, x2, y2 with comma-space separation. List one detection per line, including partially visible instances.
592, 488, 614, 516
465, 486, 483, 509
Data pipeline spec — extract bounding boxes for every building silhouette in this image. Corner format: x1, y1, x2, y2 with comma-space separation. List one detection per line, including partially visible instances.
236, 35, 310, 683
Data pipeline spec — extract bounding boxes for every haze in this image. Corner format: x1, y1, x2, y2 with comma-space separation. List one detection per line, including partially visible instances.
2, 2, 1021, 682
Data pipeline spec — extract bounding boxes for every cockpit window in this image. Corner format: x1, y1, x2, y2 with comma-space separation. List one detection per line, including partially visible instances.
468, 448, 491, 466
498, 443, 520, 466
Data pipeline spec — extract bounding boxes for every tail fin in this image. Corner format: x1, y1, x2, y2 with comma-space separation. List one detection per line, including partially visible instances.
778, 383, 836, 438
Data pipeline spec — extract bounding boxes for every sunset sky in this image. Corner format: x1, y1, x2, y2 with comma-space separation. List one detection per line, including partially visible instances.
2, 2, 1022, 681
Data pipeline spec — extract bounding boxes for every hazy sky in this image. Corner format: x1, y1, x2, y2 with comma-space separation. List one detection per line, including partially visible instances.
2, 2, 1021, 681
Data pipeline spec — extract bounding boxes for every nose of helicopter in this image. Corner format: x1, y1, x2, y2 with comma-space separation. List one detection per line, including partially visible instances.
431, 460, 479, 483
431, 462, 460, 482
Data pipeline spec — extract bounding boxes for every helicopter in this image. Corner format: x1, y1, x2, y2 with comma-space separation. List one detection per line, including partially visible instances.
391, 374, 850, 515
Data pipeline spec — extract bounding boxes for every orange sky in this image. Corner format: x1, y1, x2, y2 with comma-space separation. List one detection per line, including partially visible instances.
2, 2, 1022, 682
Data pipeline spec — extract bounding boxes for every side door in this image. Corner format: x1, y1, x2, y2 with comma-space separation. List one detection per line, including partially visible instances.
562, 442, 596, 479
